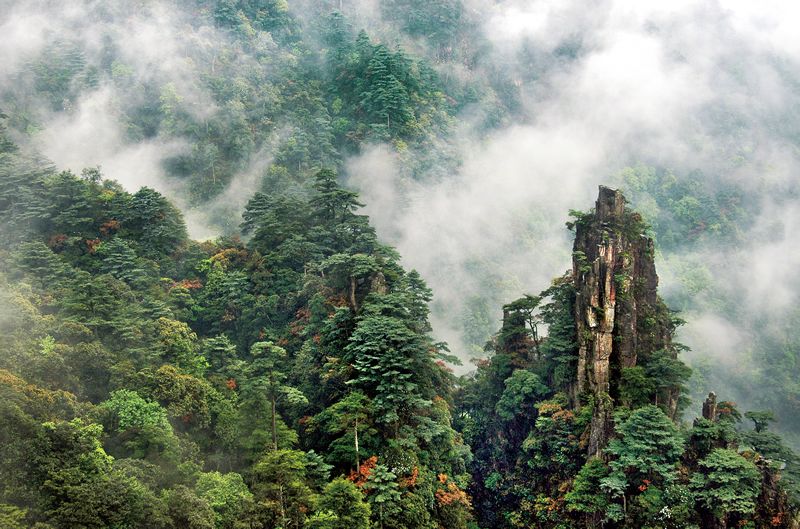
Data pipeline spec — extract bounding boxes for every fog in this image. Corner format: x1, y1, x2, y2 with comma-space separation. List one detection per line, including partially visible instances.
344, 0, 800, 430
0, 0, 274, 237
2, 0, 800, 429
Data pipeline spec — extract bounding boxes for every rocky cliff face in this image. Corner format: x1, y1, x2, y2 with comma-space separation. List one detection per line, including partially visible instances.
571, 189, 798, 525
572, 186, 675, 455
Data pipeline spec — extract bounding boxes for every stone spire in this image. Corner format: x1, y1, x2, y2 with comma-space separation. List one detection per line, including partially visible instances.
702, 392, 718, 421
572, 186, 674, 455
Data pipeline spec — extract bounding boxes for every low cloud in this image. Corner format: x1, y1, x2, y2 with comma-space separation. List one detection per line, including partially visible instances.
36, 86, 188, 192
345, 0, 800, 392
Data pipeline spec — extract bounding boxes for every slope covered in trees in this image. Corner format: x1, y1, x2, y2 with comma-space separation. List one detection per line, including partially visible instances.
3, 0, 799, 448
2, 1, 800, 528
2, 101, 798, 526
457, 187, 800, 528
0, 119, 472, 528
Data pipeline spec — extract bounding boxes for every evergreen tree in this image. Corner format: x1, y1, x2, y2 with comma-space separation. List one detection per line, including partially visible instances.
365, 464, 402, 529
243, 342, 307, 451
311, 478, 371, 529
96, 237, 148, 287
605, 405, 685, 486
346, 308, 429, 432
690, 448, 760, 524
251, 449, 317, 529
117, 187, 187, 259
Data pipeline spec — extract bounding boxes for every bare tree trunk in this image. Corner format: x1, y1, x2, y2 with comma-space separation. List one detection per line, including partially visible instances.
279, 483, 287, 528
350, 276, 358, 312
354, 418, 360, 470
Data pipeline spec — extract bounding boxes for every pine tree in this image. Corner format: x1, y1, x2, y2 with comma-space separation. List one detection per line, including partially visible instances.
313, 391, 374, 471
346, 310, 428, 433
606, 405, 684, 485
243, 342, 307, 451
365, 464, 401, 529
96, 237, 148, 286
117, 187, 187, 258
690, 448, 760, 524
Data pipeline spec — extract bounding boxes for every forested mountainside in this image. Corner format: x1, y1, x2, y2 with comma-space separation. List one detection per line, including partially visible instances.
2, 0, 800, 528
2, 108, 799, 527
3, 0, 800, 446
0, 119, 473, 528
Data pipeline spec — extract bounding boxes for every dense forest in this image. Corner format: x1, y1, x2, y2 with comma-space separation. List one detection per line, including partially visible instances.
2, 0, 800, 528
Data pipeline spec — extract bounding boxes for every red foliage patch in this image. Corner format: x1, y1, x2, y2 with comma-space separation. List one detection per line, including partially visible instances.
99, 219, 120, 235
400, 467, 419, 488
85, 238, 101, 254
289, 309, 311, 336
552, 409, 575, 422
47, 234, 68, 251
348, 456, 378, 487
435, 360, 453, 373
172, 278, 203, 290
327, 295, 348, 308
435, 481, 471, 507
